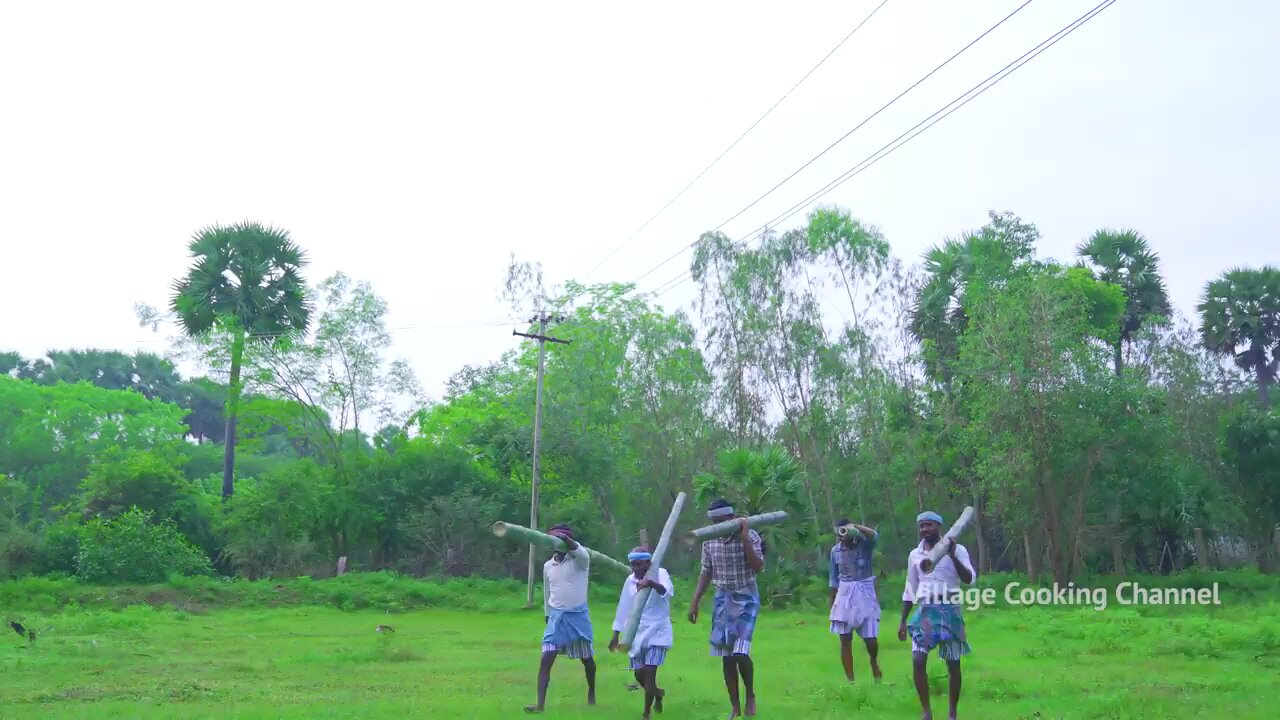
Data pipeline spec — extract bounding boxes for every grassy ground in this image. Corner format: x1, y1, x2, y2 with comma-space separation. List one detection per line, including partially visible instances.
1, 581, 1276, 719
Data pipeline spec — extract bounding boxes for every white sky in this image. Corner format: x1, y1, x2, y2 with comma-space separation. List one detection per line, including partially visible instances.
2, 0, 1276, 398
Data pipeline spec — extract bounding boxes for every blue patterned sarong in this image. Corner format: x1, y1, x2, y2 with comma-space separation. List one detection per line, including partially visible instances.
907, 603, 970, 661
709, 584, 759, 656
542, 603, 594, 658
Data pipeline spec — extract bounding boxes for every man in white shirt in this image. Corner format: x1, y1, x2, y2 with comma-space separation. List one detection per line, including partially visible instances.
526, 524, 595, 714
898, 511, 976, 720
609, 546, 674, 719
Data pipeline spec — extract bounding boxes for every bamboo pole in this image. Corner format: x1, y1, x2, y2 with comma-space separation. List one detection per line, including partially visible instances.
491, 522, 631, 575
920, 506, 975, 573
688, 511, 788, 541
619, 492, 686, 649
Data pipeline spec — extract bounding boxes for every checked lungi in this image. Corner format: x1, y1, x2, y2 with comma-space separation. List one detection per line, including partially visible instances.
542, 602, 594, 659
907, 602, 971, 661
628, 645, 669, 670
829, 577, 880, 638
709, 583, 759, 656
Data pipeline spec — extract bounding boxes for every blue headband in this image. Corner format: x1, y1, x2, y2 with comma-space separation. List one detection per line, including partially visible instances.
917, 511, 943, 525
627, 552, 652, 562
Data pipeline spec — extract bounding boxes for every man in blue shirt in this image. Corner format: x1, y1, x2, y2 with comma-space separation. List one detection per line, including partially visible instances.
828, 517, 882, 683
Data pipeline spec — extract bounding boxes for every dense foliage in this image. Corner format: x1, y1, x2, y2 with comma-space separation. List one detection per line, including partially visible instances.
2, 210, 1276, 587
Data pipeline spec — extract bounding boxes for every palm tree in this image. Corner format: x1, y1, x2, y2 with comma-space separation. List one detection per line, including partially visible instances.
170, 221, 311, 498
910, 230, 1023, 382
1076, 229, 1171, 375
694, 446, 806, 517
1198, 266, 1280, 409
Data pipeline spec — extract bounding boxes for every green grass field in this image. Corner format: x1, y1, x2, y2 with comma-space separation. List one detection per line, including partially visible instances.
1, 577, 1277, 720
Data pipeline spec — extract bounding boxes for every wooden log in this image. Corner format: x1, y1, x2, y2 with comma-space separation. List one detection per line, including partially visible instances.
688, 511, 788, 541
491, 521, 631, 575
920, 506, 975, 573
619, 492, 686, 649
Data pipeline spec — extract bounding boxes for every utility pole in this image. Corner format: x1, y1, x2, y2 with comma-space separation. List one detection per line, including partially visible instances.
513, 313, 571, 609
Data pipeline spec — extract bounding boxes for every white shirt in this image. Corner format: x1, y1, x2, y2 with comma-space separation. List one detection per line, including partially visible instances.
611, 568, 675, 651
543, 545, 590, 613
902, 540, 976, 603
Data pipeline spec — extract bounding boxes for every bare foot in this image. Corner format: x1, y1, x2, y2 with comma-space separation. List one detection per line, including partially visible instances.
727, 707, 741, 720
745, 696, 757, 716
872, 667, 883, 683
655, 689, 664, 713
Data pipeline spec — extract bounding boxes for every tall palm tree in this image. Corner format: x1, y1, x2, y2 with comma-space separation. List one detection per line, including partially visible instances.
1198, 266, 1280, 409
1076, 229, 1171, 375
170, 221, 311, 498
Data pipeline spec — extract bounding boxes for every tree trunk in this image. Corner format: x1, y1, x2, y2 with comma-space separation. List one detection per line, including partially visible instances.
1113, 339, 1123, 376
1258, 360, 1272, 410
1023, 529, 1038, 583
1193, 528, 1210, 569
221, 328, 246, 500
1108, 505, 1126, 574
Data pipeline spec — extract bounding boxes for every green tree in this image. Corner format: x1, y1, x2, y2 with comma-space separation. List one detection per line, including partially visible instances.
1076, 229, 1171, 375
910, 213, 1036, 383
1197, 266, 1280, 409
1220, 405, 1280, 571
956, 264, 1126, 584
0, 377, 187, 519
169, 222, 312, 498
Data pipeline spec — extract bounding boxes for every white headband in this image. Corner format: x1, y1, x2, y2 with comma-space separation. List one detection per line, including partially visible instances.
707, 506, 735, 519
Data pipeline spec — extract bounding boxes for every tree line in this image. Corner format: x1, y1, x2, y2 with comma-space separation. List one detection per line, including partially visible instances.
0, 212, 1276, 591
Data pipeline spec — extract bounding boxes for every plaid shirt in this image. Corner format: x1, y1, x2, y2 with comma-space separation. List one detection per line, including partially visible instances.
700, 529, 764, 591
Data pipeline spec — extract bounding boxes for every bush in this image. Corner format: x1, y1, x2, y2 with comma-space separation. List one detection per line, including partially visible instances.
0, 527, 39, 577
78, 450, 218, 551
76, 508, 213, 583
218, 461, 329, 579
38, 519, 83, 575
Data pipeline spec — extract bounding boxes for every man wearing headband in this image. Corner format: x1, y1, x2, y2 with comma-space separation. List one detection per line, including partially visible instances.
688, 498, 765, 718
526, 524, 595, 714
609, 546, 674, 719
828, 517, 882, 683
898, 511, 975, 720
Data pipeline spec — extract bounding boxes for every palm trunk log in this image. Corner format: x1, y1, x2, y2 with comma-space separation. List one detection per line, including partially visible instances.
491, 522, 630, 575
620, 492, 686, 649
688, 511, 788, 541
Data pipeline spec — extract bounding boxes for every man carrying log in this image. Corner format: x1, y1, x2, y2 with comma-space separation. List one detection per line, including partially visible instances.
688, 499, 765, 719
829, 518, 882, 683
526, 524, 596, 714
898, 511, 976, 720
609, 546, 673, 719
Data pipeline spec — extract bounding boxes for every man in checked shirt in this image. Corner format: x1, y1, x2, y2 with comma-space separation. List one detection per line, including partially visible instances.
688, 499, 765, 719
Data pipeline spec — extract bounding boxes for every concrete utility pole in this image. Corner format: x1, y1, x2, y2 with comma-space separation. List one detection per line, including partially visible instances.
513, 313, 570, 608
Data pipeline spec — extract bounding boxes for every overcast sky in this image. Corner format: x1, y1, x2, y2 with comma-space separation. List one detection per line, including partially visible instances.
2, 0, 1276, 398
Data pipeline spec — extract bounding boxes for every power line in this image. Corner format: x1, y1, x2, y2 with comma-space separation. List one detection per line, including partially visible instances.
651, 0, 1120, 299
11, 318, 527, 351
631, 0, 1039, 287
580, 0, 895, 282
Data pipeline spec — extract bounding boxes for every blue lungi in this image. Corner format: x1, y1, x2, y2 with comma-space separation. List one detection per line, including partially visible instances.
542, 603, 594, 659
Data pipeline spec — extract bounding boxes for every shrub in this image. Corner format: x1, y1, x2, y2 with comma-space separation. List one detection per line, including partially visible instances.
38, 519, 83, 575
0, 527, 39, 577
218, 461, 329, 579
76, 507, 213, 583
